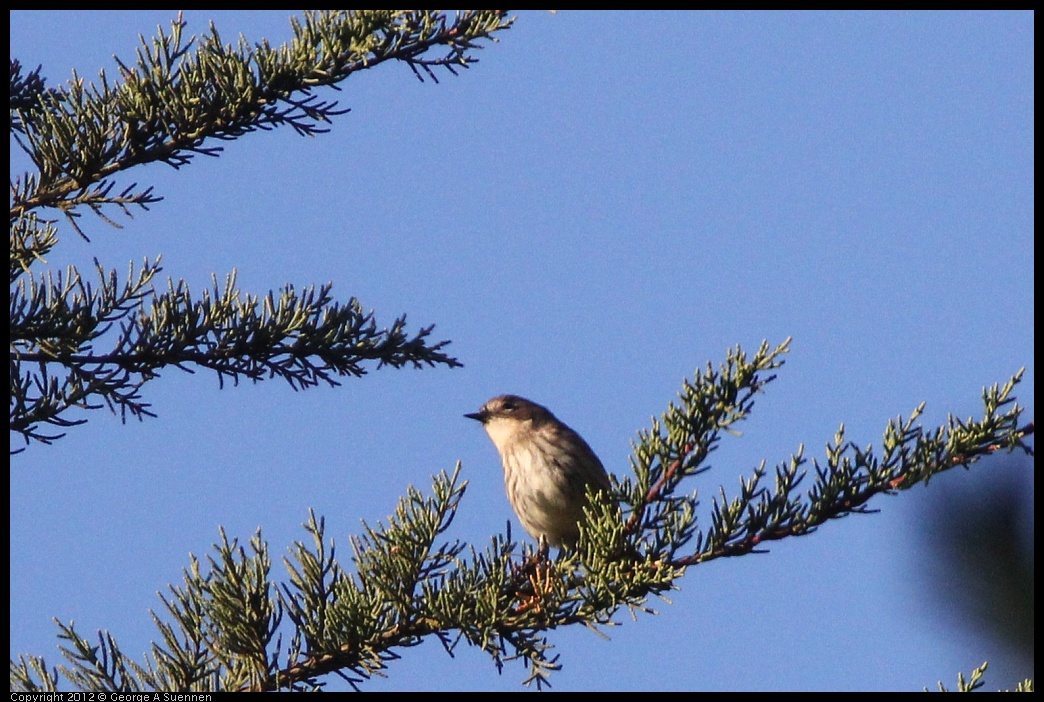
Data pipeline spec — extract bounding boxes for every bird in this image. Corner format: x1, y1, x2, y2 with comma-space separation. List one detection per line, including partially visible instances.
465, 394, 612, 548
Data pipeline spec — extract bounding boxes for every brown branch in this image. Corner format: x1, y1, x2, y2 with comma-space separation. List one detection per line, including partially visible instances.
673, 420, 1035, 568
12, 11, 512, 220
244, 616, 442, 692
622, 441, 696, 537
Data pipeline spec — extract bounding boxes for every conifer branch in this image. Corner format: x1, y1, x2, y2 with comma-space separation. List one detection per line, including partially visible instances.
10, 344, 1032, 691
10, 11, 503, 449
10, 11, 513, 225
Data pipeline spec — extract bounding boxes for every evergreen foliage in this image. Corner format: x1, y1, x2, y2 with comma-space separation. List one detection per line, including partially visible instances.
9, 11, 1033, 691
11, 10, 512, 449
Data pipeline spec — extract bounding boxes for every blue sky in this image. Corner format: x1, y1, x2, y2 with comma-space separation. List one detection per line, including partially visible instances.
9, 11, 1034, 691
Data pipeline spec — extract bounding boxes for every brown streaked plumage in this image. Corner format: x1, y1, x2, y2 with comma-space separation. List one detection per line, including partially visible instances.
466, 394, 611, 547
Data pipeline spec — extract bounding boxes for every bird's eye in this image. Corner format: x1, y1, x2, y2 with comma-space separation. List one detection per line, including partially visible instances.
502, 399, 517, 412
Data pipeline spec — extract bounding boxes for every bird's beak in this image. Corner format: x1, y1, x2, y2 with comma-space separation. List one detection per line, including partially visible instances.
464, 411, 485, 422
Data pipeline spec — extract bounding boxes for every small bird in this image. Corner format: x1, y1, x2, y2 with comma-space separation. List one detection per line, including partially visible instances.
465, 395, 612, 548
